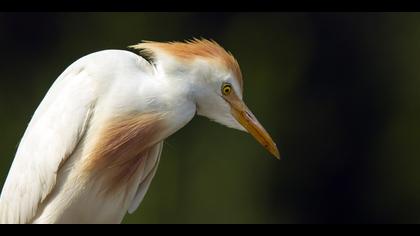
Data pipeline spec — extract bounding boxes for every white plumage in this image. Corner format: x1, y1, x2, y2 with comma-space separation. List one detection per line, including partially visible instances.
0, 40, 279, 224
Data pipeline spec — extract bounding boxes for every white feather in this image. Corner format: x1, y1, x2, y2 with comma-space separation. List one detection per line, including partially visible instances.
0, 49, 195, 224
128, 141, 163, 214
0, 56, 98, 223
0, 44, 242, 223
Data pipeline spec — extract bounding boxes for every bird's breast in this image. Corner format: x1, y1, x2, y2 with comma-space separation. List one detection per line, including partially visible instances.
32, 112, 168, 223
32, 102, 196, 223
81, 112, 166, 193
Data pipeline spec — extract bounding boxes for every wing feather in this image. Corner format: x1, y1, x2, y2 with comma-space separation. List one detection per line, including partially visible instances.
0, 65, 97, 224
128, 141, 163, 214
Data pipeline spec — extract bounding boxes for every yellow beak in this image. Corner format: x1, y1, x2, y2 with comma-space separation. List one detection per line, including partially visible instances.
228, 96, 280, 159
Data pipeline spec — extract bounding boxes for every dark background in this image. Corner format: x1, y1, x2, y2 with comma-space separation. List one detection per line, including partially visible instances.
0, 12, 419, 223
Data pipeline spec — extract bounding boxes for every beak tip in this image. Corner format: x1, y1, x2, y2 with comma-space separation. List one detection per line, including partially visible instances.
266, 143, 280, 160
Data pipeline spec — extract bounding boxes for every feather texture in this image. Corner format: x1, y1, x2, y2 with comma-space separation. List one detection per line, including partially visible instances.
130, 38, 243, 90
0, 63, 97, 223
82, 113, 165, 194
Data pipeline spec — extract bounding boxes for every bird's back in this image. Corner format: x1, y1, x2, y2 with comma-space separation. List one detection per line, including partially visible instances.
0, 50, 163, 223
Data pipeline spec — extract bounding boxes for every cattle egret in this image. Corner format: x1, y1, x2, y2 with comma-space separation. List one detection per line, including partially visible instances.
0, 39, 279, 224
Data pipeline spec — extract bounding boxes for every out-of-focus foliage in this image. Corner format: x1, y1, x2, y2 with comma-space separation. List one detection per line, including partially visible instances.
0, 12, 419, 223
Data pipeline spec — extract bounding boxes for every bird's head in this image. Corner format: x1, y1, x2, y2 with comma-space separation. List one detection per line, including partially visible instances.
131, 39, 279, 159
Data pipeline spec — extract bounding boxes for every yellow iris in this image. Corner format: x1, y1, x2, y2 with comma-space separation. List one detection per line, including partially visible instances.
222, 83, 232, 96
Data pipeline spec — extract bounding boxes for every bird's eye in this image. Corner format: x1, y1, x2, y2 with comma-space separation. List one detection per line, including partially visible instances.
222, 83, 232, 96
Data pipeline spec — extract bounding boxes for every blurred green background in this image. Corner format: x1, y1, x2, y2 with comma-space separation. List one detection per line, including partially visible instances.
0, 12, 419, 223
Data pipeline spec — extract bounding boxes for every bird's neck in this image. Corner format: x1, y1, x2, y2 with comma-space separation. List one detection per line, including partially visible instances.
151, 60, 201, 134
155, 56, 213, 104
